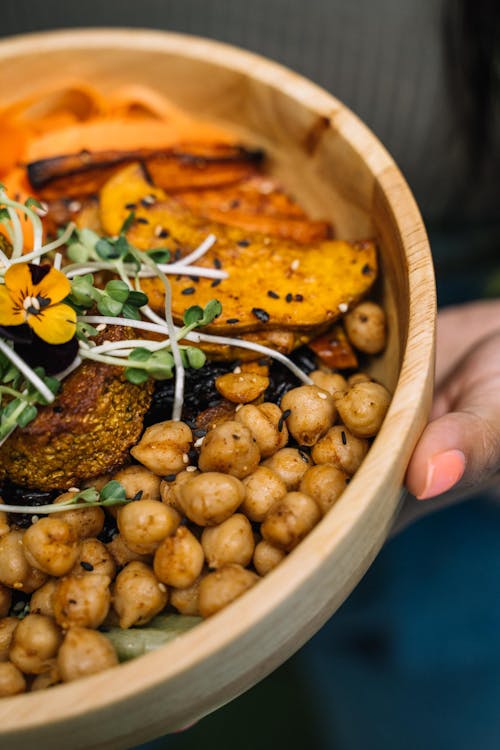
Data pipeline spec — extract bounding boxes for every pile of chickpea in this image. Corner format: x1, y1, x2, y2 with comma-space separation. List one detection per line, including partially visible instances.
0, 300, 390, 696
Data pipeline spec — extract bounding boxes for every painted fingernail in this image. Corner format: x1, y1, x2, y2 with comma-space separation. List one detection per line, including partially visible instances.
417, 449, 466, 500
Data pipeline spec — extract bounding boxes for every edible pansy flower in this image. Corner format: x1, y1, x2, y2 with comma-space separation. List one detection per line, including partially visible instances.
0, 262, 76, 344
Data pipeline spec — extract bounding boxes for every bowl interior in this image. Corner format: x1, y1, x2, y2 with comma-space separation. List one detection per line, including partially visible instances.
0, 29, 435, 750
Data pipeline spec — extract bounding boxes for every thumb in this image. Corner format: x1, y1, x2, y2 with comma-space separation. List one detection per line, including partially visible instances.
405, 332, 500, 499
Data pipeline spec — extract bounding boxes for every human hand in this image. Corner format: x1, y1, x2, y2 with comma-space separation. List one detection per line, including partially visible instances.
405, 299, 500, 501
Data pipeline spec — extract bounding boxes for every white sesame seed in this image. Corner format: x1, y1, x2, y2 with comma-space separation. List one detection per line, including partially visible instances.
68, 200, 82, 212
291, 259, 300, 271
96, 323, 107, 332
235, 403, 243, 412
317, 392, 327, 400
182, 453, 189, 464
338, 302, 348, 313
158, 583, 167, 592
194, 437, 205, 448
186, 465, 198, 472
68, 487, 80, 493
154, 224, 164, 237
233, 366, 242, 374
31, 515, 39, 524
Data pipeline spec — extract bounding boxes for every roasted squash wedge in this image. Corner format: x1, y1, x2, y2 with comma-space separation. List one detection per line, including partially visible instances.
99, 164, 377, 336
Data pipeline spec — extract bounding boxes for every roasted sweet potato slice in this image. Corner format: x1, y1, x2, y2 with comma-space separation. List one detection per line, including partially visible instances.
27, 144, 263, 199
99, 164, 377, 336
308, 324, 359, 370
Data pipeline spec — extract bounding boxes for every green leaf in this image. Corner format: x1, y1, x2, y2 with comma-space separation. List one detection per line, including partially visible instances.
70, 274, 96, 307
124, 368, 150, 385
126, 290, 148, 308
200, 299, 222, 325
2, 398, 22, 419
95, 238, 120, 260
97, 297, 123, 317
17, 404, 38, 428
128, 347, 152, 363
73, 487, 100, 504
121, 303, 141, 320
120, 211, 136, 235
183, 305, 204, 326
25, 197, 45, 210
42, 375, 61, 396
105, 280, 130, 303
76, 321, 99, 340
186, 347, 206, 369
67, 242, 90, 263
100, 480, 127, 504
147, 248, 170, 264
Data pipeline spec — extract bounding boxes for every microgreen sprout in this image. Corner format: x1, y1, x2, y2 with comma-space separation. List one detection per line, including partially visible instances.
0, 480, 131, 516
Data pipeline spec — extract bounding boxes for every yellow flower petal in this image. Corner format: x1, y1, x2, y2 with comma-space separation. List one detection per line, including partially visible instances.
4, 263, 33, 309
0, 284, 24, 326
28, 303, 77, 344
35, 265, 71, 305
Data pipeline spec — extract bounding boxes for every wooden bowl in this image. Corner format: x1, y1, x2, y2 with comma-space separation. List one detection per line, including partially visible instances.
0, 29, 435, 749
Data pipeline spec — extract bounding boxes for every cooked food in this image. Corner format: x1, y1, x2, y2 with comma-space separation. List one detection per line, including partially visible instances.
0, 83, 391, 695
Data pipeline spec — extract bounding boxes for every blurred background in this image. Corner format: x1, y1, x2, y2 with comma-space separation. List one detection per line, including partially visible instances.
1, 2, 499, 748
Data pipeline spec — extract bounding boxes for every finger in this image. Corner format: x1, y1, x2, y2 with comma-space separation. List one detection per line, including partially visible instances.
405, 331, 500, 499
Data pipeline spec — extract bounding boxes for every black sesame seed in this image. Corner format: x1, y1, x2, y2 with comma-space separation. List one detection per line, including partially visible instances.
341, 430, 347, 445
229, 199, 241, 208
136, 217, 149, 225
362, 263, 373, 275
267, 290, 280, 299
252, 307, 270, 323
125, 202, 137, 210
298, 448, 310, 463
211, 278, 222, 287
278, 409, 292, 432
174, 248, 182, 261
53, 405, 64, 413
285, 293, 293, 303
182, 287, 196, 295
237, 240, 250, 247
191, 276, 200, 283
227, 318, 240, 324
193, 428, 207, 438
258, 357, 269, 366
213, 258, 222, 269
164, 474, 176, 482
80, 561, 94, 572
295, 294, 304, 302
133, 490, 144, 501
159, 228, 169, 238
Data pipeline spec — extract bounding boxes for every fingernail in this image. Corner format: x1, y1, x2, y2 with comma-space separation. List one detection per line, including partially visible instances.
417, 449, 466, 500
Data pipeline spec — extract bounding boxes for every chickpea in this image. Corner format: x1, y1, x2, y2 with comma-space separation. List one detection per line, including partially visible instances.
153, 526, 204, 589
199, 564, 259, 618
0, 584, 11, 618
106, 534, 151, 568
117, 499, 180, 555
311, 425, 369, 475
130, 420, 193, 475
347, 372, 371, 386
262, 448, 312, 490
53, 573, 111, 630
0, 662, 26, 696
261, 491, 321, 551
299, 464, 349, 515
0, 530, 47, 593
0, 618, 19, 662
54, 492, 105, 539
31, 665, 60, 691
72, 539, 117, 579
215, 371, 269, 403
344, 301, 386, 354
280, 385, 336, 446
29, 579, 58, 618
23, 518, 80, 577
202, 514, 254, 569
113, 465, 162, 501
57, 627, 118, 683
0, 511, 9, 538
170, 573, 204, 616
310, 370, 348, 396
198, 421, 260, 479
335, 381, 391, 438
253, 540, 286, 576
113, 561, 168, 629
9, 614, 62, 675
241, 466, 287, 522
178, 472, 245, 526
160, 469, 199, 513
235, 402, 288, 457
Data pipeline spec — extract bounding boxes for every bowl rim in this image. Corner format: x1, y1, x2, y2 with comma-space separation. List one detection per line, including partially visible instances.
0, 27, 435, 740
